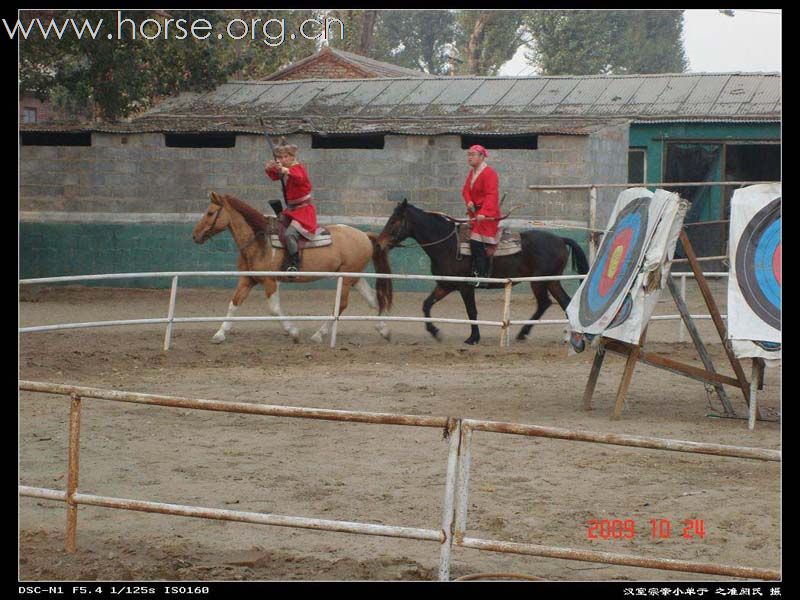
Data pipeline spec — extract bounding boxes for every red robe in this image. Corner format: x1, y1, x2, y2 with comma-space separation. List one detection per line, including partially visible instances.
266, 162, 318, 234
462, 165, 500, 243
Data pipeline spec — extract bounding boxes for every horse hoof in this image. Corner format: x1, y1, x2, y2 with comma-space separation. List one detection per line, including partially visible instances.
463, 338, 480, 346
211, 332, 225, 344
310, 332, 324, 344
516, 332, 528, 342
379, 328, 392, 342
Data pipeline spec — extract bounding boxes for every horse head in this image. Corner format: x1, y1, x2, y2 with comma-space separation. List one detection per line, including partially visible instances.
192, 191, 231, 244
377, 199, 414, 251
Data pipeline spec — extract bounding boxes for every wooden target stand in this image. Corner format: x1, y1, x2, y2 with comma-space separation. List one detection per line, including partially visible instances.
582, 230, 762, 423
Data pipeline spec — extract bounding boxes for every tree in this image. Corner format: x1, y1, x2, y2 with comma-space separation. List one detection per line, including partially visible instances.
18, 9, 321, 122
370, 10, 456, 75
524, 10, 687, 75
453, 10, 530, 75
19, 10, 231, 121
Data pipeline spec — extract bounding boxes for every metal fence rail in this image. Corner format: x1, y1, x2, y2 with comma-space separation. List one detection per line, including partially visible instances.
19, 270, 729, 348
19, 380, 780, 581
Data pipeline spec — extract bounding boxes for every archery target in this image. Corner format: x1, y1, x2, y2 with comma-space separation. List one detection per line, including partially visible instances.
607, 294, 633, 330
727, 184, 781, 360
578, 197, 650, 327
735, 198, 781, 330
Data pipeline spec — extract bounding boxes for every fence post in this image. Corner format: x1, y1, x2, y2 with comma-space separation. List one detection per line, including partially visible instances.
500, 280, 513, 348
438, 418, 462, 582
678, 274, 687, 343
163, 275, 179, 352
329, 276, 344, 349
65, 392, 82, 553
589, 185, 598, 264
454, 424, 473, 538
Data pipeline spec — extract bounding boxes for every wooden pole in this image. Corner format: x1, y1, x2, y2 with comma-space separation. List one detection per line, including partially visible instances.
666, 276, 735, 416
583, 343, 606, 411
679, 230, 759, 418
65, 393, 82, 553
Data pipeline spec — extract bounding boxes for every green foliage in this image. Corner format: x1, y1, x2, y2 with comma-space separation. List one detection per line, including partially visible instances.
18, 9, 320, 121
370, 10, 456, 75
453, 10, 529, 76
524, 10, 688, 75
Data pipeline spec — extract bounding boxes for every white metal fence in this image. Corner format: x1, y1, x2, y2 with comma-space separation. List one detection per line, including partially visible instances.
19, 380, 780, 581
19, 271, 727, 348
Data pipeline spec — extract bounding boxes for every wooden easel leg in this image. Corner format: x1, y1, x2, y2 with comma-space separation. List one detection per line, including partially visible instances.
583, 344, 606, 411
679, 230, 760, 419
666, 276, 735, 416
748, 359, 759, 431
612, 347, 639, 421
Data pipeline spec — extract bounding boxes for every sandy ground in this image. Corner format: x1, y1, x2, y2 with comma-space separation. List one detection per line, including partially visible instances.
18, 281, 781, 582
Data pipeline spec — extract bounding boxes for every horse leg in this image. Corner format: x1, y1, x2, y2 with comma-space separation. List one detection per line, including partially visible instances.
547, 280, 575, 342
354, 278, 391, 341
311, 282, 352, 344
423, 285, 453, 342
516, 282, 553, 341
212, 277, 254, 343
264, 279, 299, 343
459, 286, 481, 345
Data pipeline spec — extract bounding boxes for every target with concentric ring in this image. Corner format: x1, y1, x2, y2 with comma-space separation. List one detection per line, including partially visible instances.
735, 198, 781, 331
579, 197, 650, 328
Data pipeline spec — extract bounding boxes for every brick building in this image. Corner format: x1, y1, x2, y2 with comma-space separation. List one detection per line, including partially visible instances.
264, 47, 433, 80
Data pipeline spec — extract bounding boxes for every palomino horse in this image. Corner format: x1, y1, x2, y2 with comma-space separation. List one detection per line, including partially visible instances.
192, 192, 393, 344
377, 199, 589, 345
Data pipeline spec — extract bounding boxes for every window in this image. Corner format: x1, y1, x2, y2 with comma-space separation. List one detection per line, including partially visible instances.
460, 135, 538, 150
20, 132, 91, 146
23, 107, 37, 124
164, 133, 236, 148
311, 134, 385, 149
627, 149, 646, 184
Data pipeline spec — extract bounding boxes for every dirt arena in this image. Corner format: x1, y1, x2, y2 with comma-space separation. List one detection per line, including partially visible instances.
19, 281, 781, 581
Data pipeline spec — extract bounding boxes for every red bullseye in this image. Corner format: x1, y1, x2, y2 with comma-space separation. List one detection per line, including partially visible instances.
598, 229, 633, 297
773, 242, 781, 286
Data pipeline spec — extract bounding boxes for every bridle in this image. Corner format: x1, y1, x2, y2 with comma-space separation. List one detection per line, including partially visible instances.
200, 206, 223, 242
388, 210, 458, 250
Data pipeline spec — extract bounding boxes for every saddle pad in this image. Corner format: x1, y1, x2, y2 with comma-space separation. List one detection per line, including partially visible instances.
460, 229, 521, 257
269, 227, 332, 249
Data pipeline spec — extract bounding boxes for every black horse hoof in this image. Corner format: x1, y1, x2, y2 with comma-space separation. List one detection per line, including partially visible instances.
463, 337, 480, 345
427, 326, 442, 341
516, 331, 528, 341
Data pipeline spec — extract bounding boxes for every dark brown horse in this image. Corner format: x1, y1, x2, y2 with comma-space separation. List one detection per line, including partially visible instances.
376, 199, 589, 345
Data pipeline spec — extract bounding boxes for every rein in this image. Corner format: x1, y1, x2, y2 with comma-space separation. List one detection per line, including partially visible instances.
395, 225, 458, 249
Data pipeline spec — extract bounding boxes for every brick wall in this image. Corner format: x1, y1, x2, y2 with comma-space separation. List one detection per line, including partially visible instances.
276, 55, 374, 80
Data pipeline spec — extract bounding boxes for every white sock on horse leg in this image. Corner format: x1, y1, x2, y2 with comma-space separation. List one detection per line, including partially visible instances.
355, 278, 391, 339
311, 322, 329, 343
213, 301, 237, 342
268, 287, 298, 338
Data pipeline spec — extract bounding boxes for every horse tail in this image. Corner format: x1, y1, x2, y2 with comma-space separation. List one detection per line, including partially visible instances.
562, 237, 590, 275
367, 232, 393, 313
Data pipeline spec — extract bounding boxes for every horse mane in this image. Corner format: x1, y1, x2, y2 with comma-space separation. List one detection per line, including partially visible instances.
222, 195, 271, 233
406, 203, 455, 230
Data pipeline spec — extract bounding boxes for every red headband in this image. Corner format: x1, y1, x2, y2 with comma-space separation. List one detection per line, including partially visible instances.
468, 144, 488, 157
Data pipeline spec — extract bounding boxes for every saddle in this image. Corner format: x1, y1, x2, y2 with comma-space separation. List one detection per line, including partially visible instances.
262, 214, 333, 250
458, 225, 521, 257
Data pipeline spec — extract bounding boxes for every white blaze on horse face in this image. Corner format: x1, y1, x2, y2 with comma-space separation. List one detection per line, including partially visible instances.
268, 285, 298, 339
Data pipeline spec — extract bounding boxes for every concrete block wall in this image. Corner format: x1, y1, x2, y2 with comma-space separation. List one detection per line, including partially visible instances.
20, 127, 624, 289
20, 129, 621, 220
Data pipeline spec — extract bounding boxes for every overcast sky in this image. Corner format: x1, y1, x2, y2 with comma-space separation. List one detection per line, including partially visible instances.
498, 9, 782, 76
